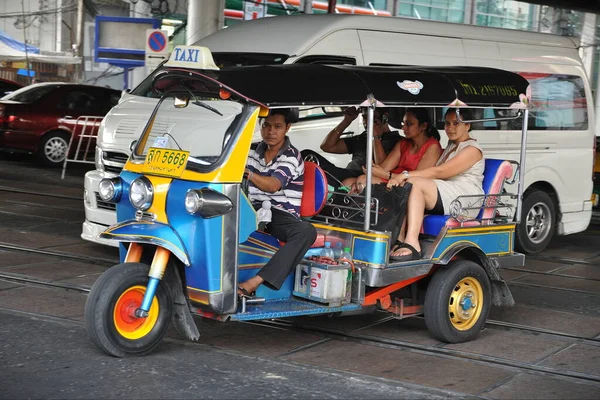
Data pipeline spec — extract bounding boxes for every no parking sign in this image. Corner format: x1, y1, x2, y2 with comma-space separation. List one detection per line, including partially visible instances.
145, 29, 169, 69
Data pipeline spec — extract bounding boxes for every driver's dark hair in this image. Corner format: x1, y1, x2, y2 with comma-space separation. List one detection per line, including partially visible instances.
405, 107, 441, 141
267, 108, 298, 124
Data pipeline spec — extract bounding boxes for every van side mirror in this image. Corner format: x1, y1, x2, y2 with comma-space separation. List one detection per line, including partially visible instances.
129, 140, 137, 152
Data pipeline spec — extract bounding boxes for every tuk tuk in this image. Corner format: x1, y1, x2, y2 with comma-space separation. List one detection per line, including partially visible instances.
84, 46, 531, 357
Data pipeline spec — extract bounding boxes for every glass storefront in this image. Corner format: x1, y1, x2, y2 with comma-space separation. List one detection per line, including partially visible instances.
397, 1, 465, 24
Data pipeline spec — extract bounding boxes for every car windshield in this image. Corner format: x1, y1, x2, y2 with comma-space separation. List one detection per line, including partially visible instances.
133, 72, 253, 172
2, 84, 55, 102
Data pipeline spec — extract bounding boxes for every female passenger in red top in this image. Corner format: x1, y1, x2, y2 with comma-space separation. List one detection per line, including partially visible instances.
346, 108, 442, 193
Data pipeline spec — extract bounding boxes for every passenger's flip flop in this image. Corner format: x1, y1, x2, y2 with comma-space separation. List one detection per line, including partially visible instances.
237, 286, 256, 299
390, 240, 404, 253
389, 242, 422, 262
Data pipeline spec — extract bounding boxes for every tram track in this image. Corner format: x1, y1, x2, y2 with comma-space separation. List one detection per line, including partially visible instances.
254, 319, 600, 384
3, 267, 600, 385
0, 186, 82, 201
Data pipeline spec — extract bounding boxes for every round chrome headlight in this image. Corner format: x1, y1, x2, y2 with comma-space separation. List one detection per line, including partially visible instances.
129, 177, 153, 211
98, 178, 122, 202
185, 190, 203, 214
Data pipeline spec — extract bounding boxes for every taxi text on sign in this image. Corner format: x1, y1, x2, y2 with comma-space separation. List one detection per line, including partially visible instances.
145, 29, 170, 69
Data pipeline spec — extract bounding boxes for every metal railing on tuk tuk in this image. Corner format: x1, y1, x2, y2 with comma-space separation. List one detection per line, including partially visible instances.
61, 116, 104, 179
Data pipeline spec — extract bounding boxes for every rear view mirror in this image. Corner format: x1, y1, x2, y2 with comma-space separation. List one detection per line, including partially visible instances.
174, 96, 189, 108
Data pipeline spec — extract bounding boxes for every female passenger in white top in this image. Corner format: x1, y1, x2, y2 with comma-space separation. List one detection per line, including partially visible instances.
386, 108, 484, 262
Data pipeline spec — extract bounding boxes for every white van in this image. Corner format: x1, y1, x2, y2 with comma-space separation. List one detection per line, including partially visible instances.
83, 14, 595, 253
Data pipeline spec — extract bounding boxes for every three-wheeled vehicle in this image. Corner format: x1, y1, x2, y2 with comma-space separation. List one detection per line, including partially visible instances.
84, 46, 531, 357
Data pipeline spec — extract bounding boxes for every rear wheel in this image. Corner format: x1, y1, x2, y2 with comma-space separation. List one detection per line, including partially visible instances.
424, 260, 491, 343
515, 189, 555, 254
38, 131, 70, 167
84, 262, 173, 357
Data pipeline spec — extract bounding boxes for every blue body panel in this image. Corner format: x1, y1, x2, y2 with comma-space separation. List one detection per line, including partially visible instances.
432, 230, 512, 260
230, 298, 362, 321
239, 192, 257, 244
238, 231, 294, 300
352, 236, 388, 266
103, 219, 189, 265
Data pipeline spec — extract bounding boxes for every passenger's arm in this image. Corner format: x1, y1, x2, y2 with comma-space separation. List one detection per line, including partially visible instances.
378, 140, 403, 173
415, 144, 442, 170
372, 137, 388, 165
246, 169, 282, 193
408, 146, 482, 180
320, 107, 358, 154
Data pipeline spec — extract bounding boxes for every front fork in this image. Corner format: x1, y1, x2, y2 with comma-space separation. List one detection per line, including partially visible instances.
125, 243, 170, 318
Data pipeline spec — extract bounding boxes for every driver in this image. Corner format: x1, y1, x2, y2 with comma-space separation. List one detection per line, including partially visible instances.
238, 108, 317, 297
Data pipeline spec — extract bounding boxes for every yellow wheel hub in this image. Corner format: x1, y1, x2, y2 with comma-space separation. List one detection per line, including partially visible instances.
448, 277, 483, 331
113, 285, 159, 340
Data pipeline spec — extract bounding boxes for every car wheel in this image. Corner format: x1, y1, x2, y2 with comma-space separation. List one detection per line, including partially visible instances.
515, 189, 555, 254
38, 131, 70, 167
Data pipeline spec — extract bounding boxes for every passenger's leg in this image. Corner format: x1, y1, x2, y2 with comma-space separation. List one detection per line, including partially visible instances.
391, 177, 439, 257
238, 209, 317, 294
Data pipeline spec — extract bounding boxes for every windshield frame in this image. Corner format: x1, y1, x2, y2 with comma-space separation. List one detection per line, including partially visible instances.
131, 86, 256, 174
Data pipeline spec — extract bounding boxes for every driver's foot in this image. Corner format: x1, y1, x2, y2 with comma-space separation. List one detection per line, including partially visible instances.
237, 275, 264, 297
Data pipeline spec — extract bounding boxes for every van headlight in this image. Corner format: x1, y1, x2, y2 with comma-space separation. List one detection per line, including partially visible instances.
129, 177, 154, 211
98, 178, 122, 202
185, 188, 233, 218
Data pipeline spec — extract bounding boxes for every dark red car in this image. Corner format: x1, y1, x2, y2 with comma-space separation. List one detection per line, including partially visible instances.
0, 83, 121, 166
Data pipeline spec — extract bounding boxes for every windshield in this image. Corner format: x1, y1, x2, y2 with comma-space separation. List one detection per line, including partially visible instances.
132, 72, 254, 172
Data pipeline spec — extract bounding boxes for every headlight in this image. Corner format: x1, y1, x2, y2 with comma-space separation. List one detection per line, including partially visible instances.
185, 188, 232, 218
185, 190, 203, 214
129, 177, 154, 211
98, 178, 122, 202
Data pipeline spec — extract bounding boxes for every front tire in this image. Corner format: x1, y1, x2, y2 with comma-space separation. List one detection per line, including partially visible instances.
515, 189, 555, 254
424, 260, 491, 343
85, 262, 173, 357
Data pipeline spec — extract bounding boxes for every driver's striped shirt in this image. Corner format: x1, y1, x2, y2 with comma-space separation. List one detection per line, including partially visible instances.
246, 137, 304, 218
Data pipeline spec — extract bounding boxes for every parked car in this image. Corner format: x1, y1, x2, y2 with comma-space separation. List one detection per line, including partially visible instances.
0, 82, 121, 166
0, 78, 23, 97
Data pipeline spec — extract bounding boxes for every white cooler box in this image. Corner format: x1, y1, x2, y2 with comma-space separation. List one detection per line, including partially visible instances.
293, 261, 352, 306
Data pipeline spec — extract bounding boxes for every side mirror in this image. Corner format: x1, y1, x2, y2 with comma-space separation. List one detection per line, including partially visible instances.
129, 140, 137, 152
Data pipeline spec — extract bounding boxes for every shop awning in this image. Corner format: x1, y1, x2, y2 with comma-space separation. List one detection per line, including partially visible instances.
0, 30, 80, 65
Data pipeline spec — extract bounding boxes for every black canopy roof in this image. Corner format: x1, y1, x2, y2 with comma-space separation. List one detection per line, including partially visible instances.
158, 64, 530, 109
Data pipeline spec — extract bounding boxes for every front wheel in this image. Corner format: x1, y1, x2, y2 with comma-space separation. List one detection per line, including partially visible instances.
515, 189, 555, 254
84, 262, 173, 357
424, 260, 491, 343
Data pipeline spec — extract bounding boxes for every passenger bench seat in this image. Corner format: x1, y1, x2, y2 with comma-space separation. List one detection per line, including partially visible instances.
422, 159, 514, 236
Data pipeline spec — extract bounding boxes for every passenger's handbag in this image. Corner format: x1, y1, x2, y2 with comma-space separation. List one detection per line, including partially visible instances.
320, 183, 412, 239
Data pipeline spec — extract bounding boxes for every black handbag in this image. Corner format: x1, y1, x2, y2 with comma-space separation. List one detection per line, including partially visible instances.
319, 183, 412, 239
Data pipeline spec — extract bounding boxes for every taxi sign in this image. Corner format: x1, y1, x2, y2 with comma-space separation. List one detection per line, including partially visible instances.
164, 46, 219, 70
142, 147, 190, 178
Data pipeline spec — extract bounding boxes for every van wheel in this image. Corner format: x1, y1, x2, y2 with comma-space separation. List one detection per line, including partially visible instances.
515, 190, 555, 254
424, 260, 491, 343
38, 131, 70, 167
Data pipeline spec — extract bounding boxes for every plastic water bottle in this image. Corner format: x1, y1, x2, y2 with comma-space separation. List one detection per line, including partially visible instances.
320, 241, 335, 261
257, 200, 272, 231
333, 242, 343, 259
339, 247, 353, 264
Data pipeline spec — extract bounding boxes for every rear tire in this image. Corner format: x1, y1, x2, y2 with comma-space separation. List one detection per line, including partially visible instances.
84, 262, 173, 357
38, 131, 70, 167
424, 260, 491, 343
515, 189, 555, 254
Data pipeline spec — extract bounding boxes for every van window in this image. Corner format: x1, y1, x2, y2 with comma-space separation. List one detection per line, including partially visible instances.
212, 52, 289, 67
295, 55, 356, 65
435, 74, 589, 131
